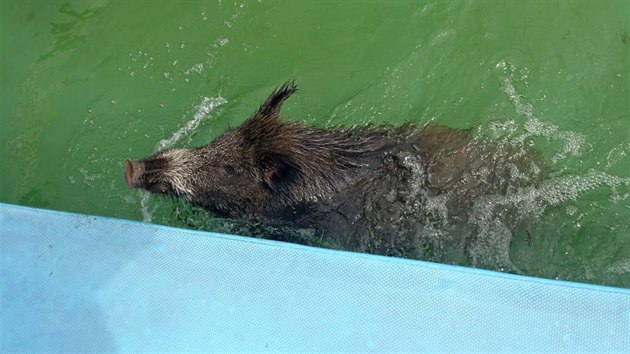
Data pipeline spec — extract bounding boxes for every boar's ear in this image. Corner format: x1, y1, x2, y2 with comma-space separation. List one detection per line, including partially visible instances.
239, 81, 298, 147
252, 81, 298, 122
240, 81, 302, 191
259, 153, 302, 193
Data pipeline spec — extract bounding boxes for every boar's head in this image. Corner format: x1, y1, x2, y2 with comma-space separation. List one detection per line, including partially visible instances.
125, 81, 355, 220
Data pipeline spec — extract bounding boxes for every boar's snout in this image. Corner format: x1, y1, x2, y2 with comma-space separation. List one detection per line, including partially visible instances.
124, 160, 144, 188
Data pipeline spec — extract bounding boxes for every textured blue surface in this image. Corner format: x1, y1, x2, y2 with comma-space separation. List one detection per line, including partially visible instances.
1, 202, 629, 352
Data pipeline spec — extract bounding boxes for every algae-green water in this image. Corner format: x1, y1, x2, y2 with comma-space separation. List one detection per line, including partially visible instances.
1, 0, 629, 288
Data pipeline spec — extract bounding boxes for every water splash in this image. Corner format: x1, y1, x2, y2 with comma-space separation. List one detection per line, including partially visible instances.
184, 63, 204, 75
140, 191, 154, 223
466, 169, 630, 268
496, 61, 587, 163
154, 95, 227, 151
454, 61, 630, 272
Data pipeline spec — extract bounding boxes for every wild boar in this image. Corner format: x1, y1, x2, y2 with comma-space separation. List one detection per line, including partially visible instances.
125, 81, 543, 261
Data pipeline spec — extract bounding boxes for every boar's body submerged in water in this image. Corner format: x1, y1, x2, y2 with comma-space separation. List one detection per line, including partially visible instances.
126, 82, 543, 262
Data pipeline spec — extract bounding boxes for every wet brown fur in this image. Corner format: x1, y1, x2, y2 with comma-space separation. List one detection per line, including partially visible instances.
126, 82, 543, 260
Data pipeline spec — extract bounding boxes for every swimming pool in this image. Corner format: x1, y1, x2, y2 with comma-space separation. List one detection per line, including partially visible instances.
1, 0, 629, 287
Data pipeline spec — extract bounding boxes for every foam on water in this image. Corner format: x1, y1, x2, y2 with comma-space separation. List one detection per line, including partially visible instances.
496, 61, 587, 163
465, 169, 630, 269
445, 61, 630, 271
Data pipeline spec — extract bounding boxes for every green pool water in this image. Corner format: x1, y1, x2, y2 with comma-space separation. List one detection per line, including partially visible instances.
1, 0, 629, 288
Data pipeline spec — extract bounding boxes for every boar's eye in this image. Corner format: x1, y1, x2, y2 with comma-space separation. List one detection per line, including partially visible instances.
209, 166, 238, 178
223, 166, 237, 175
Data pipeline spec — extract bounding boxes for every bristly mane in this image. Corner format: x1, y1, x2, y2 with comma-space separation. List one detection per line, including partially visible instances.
238, 81, 393, 204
